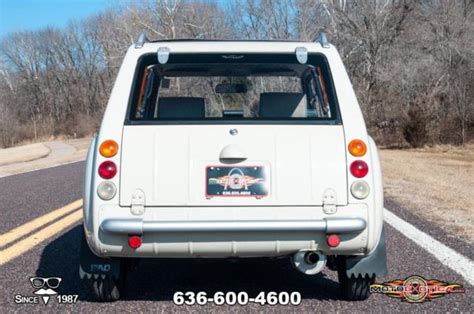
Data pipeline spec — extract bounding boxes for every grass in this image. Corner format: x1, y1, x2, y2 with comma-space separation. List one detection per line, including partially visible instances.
380, 144, 474, 242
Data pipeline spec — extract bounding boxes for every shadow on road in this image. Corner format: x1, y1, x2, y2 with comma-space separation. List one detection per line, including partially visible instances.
36, 225, 341, 302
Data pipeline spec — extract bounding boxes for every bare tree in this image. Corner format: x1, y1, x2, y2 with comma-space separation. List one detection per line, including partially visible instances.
0, 0, 472, 148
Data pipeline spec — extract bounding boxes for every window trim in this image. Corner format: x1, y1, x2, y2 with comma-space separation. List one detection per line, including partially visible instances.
124, 52, 342, 126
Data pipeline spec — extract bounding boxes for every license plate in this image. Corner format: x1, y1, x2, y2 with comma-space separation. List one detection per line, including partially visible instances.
206, 166, 268, 197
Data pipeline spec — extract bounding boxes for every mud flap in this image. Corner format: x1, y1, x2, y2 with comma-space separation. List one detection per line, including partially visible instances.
79, 230, 121, 281
345, 228, 388, 277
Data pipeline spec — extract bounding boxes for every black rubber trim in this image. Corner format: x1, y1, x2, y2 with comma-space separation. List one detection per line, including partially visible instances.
125, 119, 341, 125
79, 229, 121, 280
124, 52, 343, 126
345, 228, 388, 277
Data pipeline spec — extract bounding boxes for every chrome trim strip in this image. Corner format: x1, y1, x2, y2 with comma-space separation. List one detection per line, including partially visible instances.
325, 218, 366, 233
101, 218, 366, 235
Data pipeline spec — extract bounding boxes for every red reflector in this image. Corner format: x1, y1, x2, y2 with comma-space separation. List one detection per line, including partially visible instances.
128, 235, 142, 249
350, 160, 368, 178
98, 161, 117, 179
327, 234, 340, 247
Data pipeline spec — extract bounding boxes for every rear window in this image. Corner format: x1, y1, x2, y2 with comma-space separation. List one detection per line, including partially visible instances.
127, 53, 340, 124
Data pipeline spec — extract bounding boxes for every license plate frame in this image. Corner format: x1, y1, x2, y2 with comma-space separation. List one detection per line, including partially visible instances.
206, 165, 268, 198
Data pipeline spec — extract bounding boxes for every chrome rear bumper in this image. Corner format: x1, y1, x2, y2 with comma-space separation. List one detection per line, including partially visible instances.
100, 218, 366, 235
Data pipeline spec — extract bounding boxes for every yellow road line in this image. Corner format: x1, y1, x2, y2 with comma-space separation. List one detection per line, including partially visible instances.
0, 209, 82, 266
0, 199, 82, 248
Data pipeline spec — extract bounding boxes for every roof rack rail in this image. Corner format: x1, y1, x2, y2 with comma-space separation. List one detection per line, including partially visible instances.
316, 32, 330, 48
135, 32, 149, 49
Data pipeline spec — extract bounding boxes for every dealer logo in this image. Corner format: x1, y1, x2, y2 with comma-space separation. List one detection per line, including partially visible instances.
30, 277, 61, 305
370, 275, 465, 303
14, 276, 78, 305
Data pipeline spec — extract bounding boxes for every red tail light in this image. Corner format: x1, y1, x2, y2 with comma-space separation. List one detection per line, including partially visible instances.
350, 160, 368, 178
327, 234, 340, 247
98, 161, 117, 179
128, 235, 142, 249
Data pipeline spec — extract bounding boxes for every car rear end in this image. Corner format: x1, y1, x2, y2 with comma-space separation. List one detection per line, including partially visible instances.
81, 38, 386, 301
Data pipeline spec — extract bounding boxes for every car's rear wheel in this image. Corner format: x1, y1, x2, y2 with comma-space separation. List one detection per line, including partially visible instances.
90, 275, 122, 302
337, 257, 374, 300
338, 272, 374, 300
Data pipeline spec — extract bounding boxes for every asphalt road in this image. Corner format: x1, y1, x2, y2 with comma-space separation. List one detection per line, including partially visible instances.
0, 161, 472, 312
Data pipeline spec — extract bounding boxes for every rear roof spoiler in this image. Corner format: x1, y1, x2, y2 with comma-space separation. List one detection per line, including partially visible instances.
316, 32, 330, 48
134, 31, 331, 48
135, 32, 149, 49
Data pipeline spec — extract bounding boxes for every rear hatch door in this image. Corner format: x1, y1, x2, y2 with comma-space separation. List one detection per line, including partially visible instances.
119, 125, 347, 206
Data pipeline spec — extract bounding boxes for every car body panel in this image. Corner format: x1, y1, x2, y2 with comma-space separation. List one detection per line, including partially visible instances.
83, 40, 384, 258
119, 125, 348, 206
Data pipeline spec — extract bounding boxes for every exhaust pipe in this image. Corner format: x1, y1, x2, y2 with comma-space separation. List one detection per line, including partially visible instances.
292, 250, 326, 275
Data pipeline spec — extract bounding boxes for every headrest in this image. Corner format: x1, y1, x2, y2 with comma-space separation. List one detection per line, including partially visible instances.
158, 97, 205, 119
259, 92, 306, 118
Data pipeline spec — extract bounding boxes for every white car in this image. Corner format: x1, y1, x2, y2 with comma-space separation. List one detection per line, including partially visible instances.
79, 33, 387, 302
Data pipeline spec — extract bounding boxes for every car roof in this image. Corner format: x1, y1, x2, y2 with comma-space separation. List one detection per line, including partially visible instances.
131, 33, 333, 54
148, 38, 311, 43
132, 41, 332, 55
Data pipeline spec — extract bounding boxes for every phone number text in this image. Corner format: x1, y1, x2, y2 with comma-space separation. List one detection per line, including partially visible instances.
173, 291, 301, 306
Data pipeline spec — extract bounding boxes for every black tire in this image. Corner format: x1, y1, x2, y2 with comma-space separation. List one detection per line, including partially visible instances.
90, 275, 122, 302
337, 257, 374, 300
326, 255, 338, 271
338, 272, 374, 300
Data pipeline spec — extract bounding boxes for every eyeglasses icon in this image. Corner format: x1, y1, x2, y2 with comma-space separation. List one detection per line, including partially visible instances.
30, 277, 62, 289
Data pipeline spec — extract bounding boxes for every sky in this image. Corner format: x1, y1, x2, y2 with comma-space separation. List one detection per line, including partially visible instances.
0, 0, 111, 39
